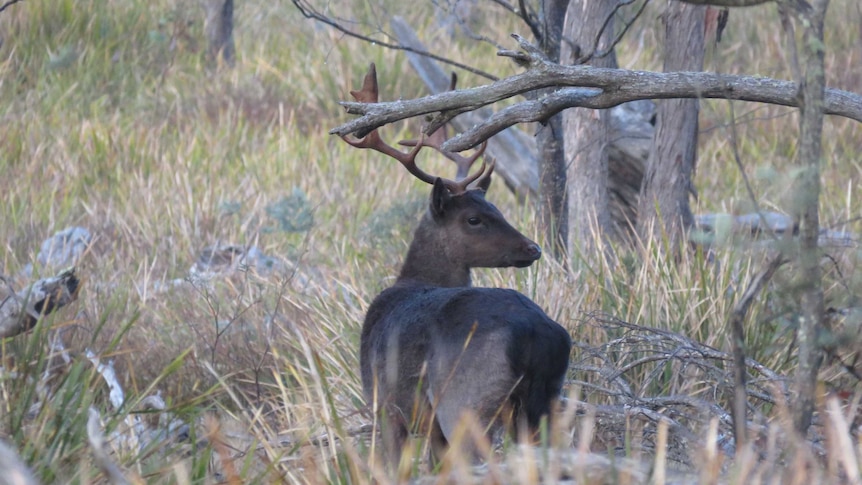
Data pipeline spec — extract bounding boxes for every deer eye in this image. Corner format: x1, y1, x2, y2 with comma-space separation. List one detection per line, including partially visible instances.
467, 217, 482, 226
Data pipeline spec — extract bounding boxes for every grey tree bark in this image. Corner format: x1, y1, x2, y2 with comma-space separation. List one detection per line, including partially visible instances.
0, 268, 79, 339
535, 0, 570, 258
789, 0, 828, 435
636, 1, 706, 250
334, 58, 862, 141
561, 0, 618, 256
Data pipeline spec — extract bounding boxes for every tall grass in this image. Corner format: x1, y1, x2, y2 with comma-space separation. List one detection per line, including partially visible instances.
1, 0, 861, 483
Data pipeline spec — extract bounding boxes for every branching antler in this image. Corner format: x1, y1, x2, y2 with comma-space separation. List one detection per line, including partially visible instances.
340, 64, 493, 195
399, 73, 483, 180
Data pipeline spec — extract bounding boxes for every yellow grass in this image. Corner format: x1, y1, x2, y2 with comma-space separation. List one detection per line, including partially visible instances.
0, 0, 861, 483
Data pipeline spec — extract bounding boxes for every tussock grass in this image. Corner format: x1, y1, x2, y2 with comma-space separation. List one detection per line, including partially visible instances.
1, 0, 861, 483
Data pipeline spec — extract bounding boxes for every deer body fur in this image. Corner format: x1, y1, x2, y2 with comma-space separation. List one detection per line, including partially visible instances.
360, 180, 571, 465
343, 64, 571, 466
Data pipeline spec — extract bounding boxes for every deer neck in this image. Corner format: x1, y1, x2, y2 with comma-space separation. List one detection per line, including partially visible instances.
396, 216, 471, 288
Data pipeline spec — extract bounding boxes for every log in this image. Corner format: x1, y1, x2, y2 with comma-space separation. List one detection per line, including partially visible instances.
0, 268, 79, 339
0, 440, 39, 485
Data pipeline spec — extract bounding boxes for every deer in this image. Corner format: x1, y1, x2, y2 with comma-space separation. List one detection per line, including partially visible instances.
341, 64, 572, 468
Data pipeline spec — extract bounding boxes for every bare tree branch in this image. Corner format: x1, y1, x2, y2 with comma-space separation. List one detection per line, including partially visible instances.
577, 0, 651, 64
290, 0, 498, 81
485, 0, 518, 15
791, 0, 828, 436
729, 252, 786, 453
516, 0, 541, 41
0, 0, 26, 15
677, 0, 773, 6
331, 39, 862, 149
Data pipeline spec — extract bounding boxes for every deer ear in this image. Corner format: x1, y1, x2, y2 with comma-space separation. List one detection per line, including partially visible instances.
430, 178, 451, 219
476, 172, 492, 193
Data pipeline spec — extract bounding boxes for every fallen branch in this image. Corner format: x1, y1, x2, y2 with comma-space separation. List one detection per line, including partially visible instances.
569, 312, 797, 462
729, 252, 786, 451
87, 408, 131, 485
0, 268, 80, 339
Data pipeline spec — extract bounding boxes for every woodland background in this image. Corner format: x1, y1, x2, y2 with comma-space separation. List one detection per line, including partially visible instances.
1, 0, 862, 483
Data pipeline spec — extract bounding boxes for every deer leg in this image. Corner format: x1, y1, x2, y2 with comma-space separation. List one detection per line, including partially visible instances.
432, 398, 504, 463
381, 413, 409, 469
428, 416, 448, 468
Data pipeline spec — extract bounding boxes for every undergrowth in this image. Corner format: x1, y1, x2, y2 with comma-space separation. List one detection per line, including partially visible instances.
0, 0, 861, 483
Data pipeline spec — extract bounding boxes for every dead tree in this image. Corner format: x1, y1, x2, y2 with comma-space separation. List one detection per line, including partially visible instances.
0, 268, 79, 339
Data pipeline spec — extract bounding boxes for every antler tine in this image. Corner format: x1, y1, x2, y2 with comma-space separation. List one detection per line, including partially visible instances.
400, 132, 482, 180
399, 72, 483, 180
340, 63, 440, 186
341, 131, 438, 186
349, 63, 379, 103
452, 141, 489, 191
474, 154, 496, 189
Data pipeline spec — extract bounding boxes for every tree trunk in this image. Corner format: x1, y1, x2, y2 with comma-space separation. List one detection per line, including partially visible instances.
537, 117, 568, 258
790, 0, 829, 435
536, 0, 569, 259
636, 1, 706, 250
561, 0, 618, 256
203, 0, 235, 68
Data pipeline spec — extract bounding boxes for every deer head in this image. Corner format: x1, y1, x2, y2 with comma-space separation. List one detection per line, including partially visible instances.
340, 64, 541, 287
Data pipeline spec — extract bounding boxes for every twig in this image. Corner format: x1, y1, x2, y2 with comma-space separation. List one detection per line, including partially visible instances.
570, 311, 795, 464
578, 0, 651, 64
729, 252, 786, 451
290, 0, 498, 81
87, 408, 131, 485
0, 0, 25, 14
726, 101, 782, 243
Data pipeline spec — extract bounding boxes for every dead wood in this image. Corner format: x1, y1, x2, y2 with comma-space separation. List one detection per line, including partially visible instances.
0, 268, 79, 339
0, 440, 39, 485
569, 313, 796, 466
331, 35, 862, 147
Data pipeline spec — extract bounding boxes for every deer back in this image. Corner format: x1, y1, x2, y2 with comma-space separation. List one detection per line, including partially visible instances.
362, 285, 570, 429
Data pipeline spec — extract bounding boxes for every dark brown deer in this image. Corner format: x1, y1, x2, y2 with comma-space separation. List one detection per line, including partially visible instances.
343, 64, 571, 467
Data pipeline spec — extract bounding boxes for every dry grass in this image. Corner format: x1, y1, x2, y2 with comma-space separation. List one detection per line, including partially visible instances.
1, 0, 861, 483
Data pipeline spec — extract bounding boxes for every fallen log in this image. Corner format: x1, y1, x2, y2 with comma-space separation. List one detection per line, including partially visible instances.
0, 267, 79, 339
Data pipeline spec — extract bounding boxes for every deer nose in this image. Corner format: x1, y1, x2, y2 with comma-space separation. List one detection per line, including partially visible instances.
525, 243, 542, 260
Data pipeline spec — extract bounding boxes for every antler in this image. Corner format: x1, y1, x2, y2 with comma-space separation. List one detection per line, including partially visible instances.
399, 127, 485, 181
340, 64, 493, 195
399, 73, 481, 180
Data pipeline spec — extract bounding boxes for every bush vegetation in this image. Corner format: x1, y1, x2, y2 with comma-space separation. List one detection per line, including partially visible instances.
1, 0, 861, 483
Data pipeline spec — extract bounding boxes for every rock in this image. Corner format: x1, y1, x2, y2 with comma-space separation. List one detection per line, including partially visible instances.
24, 227, 91, 277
